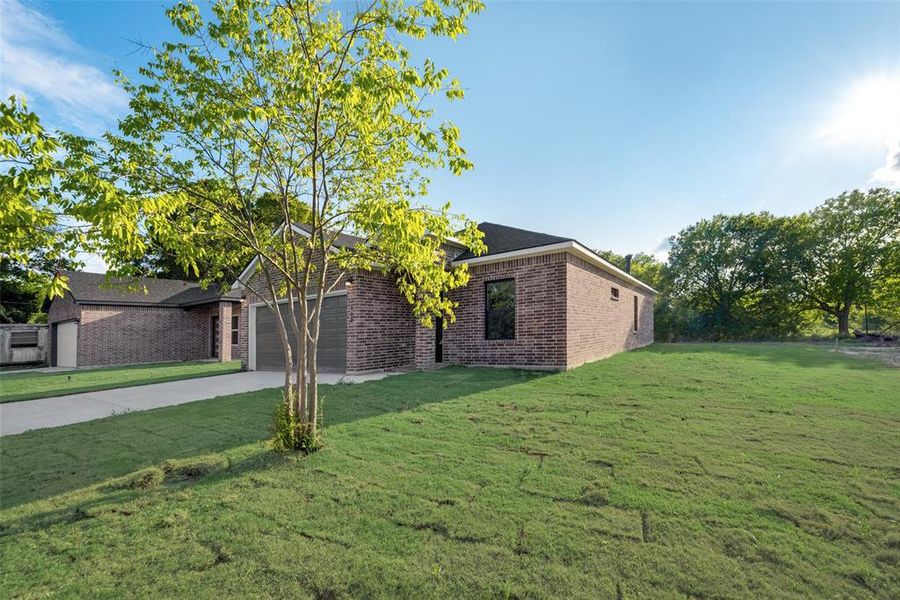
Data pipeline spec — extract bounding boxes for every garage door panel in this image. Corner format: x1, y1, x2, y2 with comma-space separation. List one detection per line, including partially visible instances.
254, 296, 346, 372
56, 321, 78, 367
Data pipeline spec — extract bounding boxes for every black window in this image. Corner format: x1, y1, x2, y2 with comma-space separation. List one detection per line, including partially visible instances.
633, 296, 639, 331
231, 315, 239, 345
485, 279, 515, 340
610, 287, 620, 301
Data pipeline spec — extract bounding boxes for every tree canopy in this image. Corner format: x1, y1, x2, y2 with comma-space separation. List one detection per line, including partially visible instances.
1, 98, 93, 299
788, 188, 900, 336
635, 189, 899, 341
81, 0, 487, 449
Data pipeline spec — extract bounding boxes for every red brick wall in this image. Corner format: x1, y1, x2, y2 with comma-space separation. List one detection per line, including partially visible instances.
48, 295, 240, 368
230, 300, 244, 362
236, 245, 655, 373
240, 299, 251, 370
240, 247, 345, 306
215, 302, 232, 362
414, 322, 439, 369
73, 303, 217, 367
239, 244, 421, 373
345, 270, 416, 373
565, 255, 655, 368
47, 292, 80, 324
442, 253, 569, 369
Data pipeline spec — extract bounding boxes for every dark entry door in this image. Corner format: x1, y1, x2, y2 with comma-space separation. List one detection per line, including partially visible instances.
435, 316, 443, 363
211, 316, 220, 358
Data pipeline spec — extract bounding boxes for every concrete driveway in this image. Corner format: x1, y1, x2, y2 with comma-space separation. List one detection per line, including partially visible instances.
0, 371, 390, 436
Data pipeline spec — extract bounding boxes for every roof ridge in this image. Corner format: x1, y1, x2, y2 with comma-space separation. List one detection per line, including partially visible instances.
60, 269, 202, 288
59, 270, 235, 307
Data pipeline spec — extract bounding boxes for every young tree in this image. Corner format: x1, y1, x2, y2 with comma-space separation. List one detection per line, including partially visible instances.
788, 189, 900, 337
91, 0, 485, 450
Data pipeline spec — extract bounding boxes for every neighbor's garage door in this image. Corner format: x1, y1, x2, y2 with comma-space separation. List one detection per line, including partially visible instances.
56, 321, 78, 367
254, 295, 347, 372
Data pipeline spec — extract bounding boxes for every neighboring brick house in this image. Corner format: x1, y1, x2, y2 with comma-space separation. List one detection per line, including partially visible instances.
47, 271, 243, 368
236, 222, 656, 373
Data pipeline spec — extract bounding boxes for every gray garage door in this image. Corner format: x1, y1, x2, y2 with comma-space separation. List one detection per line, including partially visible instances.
254, 295, 347, 372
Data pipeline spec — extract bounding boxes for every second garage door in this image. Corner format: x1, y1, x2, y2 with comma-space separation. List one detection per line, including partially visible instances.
254, 295, 347, 372
55, 321, 78, 367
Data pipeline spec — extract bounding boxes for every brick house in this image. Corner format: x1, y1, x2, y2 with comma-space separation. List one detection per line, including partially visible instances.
47, 271, 242, 368
236, 222, 656, 373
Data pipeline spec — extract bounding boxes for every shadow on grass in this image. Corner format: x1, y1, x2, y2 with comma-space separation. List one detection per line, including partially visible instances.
640, 341, 889, 370
0, 367, 544, 510
0, 447, 284, 538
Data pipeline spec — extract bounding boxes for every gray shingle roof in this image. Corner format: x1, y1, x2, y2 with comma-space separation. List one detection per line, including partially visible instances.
454, 222, 572, 260
292, 223, 366, 249
60, 271, 240, 307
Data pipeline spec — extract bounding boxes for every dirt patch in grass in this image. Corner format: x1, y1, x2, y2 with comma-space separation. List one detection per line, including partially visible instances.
831, 344, 900, 367
116, 467, 166, 490
161, 454, 229, 482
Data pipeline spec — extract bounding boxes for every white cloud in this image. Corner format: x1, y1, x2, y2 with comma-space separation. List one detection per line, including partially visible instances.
649, 237, 671, 262
818, 73, 900, 188
77, 252, 109, 274
0, 0, 128, 134
871, 139, 900, 187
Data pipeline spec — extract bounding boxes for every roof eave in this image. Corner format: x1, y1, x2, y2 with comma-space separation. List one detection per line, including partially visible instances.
75, 296, 240, 308
177, 297, 242, 308
76, 300, 182, 308
451, 241, 659, 295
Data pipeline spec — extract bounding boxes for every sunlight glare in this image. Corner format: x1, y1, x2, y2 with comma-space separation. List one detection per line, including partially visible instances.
820, 73, 900, 147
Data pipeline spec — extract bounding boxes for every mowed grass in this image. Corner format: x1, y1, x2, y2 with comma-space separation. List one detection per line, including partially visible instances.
1, 344, 898, 599
0, 360, 242, 403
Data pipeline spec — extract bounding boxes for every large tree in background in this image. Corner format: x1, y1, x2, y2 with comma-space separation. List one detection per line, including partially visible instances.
89, 0, 485, 450
594, 251, 664, 291
869, 241, 900, 331
666, 213, 802, 339
128, 188, 293, 280
788, 188, 900, 337
0, 255, 79, 324
0, 98, 105, 300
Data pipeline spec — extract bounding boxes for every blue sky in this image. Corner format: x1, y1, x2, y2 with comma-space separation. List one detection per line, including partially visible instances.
3, 0, 899, 260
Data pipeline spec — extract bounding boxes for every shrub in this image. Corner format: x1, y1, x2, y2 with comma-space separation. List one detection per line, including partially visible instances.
271, 397, 321, 453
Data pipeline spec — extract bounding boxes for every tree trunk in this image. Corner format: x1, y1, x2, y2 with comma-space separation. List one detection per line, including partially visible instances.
838, 305, 851, 337
296, 307, 307, 419
295, 288, 308, 421
306, 301, 320, 440
263, 269, 294, 410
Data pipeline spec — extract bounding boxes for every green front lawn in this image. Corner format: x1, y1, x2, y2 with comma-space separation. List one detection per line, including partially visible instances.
1, 344, 898, 598
0, 360, 242, 403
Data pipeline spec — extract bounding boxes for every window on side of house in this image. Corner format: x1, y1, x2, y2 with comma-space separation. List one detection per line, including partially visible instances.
231, 314, 239, 345
485, 279, 516, 340
633, 295, 639, 332
610, 287, 619, 301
